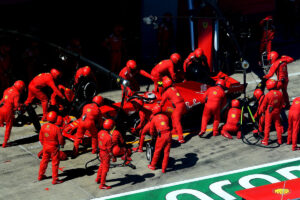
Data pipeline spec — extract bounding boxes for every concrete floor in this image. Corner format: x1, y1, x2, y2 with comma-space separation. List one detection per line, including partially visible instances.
1, 51, 300, 200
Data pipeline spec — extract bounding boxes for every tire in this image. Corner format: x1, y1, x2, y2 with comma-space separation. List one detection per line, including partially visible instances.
146, 142, 154, 162
26, 105, 41, 132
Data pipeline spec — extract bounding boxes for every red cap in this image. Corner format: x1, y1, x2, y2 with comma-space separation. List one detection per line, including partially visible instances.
103, 119, 115, 130
170, 53, 181, 64
92, 95, 104, 106
253, 89, 263, 100
216, 79, 225, 88
50, 68, 61, 79
14, 80, 25, 92
82, 66, 91, 76
47, 111, 58, 123
194, 48, 203, 58
126, 60, 137, 70
266, 79, 277, 90
231, 99, 240, 108
162, 76, 173, 88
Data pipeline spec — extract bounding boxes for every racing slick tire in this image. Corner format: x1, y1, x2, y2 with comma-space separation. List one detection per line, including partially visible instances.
25, 104, 41, 132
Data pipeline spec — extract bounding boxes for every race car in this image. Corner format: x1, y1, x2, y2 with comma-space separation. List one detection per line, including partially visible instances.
62, 69, 244, 146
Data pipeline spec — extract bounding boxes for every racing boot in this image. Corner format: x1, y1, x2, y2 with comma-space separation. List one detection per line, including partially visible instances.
95, 177, 100, 184
178, 139, 185, 144
162, 169, 166, 173
52, 179, 64, 185
221, 130, 233, 139
121, 149, 132, 161
148, 164, 156, 171
237, 131, 242, 139
292, 146, 300, 151
37, 150, 43, 159
261, 139, 269, 146
2, 141, 7, 148
37, 175, 47, 181
72, 147, 79, 158
213, 131, 219, 136
99, 184, 111, 190
198, 131, 205, 137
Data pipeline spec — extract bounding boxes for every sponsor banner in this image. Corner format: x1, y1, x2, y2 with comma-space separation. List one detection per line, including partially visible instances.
95, 157, 300, 200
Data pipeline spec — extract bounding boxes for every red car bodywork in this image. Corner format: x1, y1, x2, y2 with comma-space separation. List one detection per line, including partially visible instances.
236, 178, 300, 200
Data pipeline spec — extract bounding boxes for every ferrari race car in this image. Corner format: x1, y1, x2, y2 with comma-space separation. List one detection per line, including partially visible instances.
62, 68, 244, 146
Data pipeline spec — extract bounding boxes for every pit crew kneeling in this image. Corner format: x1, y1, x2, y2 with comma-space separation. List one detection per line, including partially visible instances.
221, 99, 242, 139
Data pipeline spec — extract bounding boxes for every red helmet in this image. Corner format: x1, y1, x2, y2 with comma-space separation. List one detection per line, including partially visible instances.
152, 104, 161, 115
216, 79, 225, 88
55, 115, 63, 126
268, 51, 279, 64
253, 89, 264, 100
14, 80, 25, 92
162, 76, 173, 88
170, 53, 181, 64
126, 60, 137, 70
50, 68, 61, 79
194, 48, 203, 58
103, 119, 115, 130
82, 66, 91, 77
47, 111, 58, 123
92, 95, 104, 106
231, 99, 240, 108
266, 79, 277, 90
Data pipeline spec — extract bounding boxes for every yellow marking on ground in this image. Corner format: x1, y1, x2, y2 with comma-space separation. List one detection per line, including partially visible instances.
126, 128, 213, 145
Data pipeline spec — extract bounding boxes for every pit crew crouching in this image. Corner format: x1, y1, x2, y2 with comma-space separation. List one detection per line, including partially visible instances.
104, 119, 133, 162
221, 99, 241, 139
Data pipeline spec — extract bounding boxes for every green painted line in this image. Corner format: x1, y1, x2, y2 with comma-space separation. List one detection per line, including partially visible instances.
94, 157, 300, 200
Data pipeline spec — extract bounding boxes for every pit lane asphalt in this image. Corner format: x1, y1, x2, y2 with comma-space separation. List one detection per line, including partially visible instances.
1, 57, 300, 200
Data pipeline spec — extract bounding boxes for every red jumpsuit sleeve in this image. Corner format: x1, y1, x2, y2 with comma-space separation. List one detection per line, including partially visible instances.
258, 94, 268, 116
136, 110, 146, 130
264, 61, 279, 79
13, 93, 20, 111
112, 131, 119, 145
106, 136, 113, 155
74, 70, 81, 85
160, 90, 168, 107
47, 78, 65, 99
168, 62, 176, 80
150, 118, 156, 136
139, 70, 153, 80
39, 127, 44, 145
57, 127, 65, 146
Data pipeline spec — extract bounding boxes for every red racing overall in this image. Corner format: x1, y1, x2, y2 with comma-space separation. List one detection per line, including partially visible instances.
132, 105, 152, 152
25, 73, 64, 120
96, 130, 113, 188
221, 107, 241, 139
259, 90, 284, 145
0, 86, 21, 147
149, 113, 172, 173
38, 123, 65, 183
73, 103, 102, 155
160, 86, 186, 142
287, 97, 300, 150
119, 66, 152, 98
151, 60, 176, 93
264, 56, 294, 107
111, 129, 132, 161
200, 86, 226, 135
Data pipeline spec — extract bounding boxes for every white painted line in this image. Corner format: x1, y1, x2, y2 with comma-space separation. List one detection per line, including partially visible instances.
93, 157, 300, 200
18, 145, 39, 160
